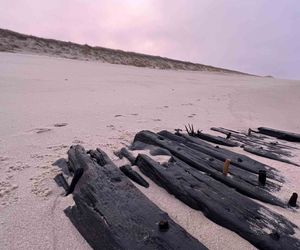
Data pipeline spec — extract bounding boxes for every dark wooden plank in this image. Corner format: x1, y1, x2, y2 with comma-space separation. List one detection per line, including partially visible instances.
211, 127, 297, 153
243, 146, 299, 167
158, 130, 284, 182
258, 127, 300, 142
129, 141, 280, 192
119, 164, 149, 188
114, 147, 136, 165
133, 131, 285, 206
194, 131, 239, 147
64, 145, 206, 250
135, 154, 300, 250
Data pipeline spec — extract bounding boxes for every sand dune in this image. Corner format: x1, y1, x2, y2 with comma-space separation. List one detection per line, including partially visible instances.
0, 28, 249, 74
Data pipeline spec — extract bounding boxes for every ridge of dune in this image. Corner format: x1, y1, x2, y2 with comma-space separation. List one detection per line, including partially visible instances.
0, 28, 251, 75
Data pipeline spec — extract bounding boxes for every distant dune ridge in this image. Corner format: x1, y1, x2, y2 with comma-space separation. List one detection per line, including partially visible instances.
0, 28, 248, 74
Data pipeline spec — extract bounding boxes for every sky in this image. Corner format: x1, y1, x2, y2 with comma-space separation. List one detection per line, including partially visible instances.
0, 0, 299, 79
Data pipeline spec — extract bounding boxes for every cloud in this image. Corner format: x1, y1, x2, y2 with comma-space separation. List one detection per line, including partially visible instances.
0, 0, 299, 79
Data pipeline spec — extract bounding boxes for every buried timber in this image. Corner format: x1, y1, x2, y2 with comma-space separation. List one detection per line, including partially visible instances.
54, 126, 300, 250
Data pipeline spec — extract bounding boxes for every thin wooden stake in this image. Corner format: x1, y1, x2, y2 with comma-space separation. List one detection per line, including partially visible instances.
223, 159, 230, 176
258, 170, 267, 186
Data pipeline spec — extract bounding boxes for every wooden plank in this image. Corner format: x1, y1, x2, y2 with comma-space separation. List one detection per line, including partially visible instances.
135, 154, 300, 250
133, 131, 284, 206
158, 130, 284, 182
64, 145, 206, 250
129, 141, 280, 192
119, 164, 149, 188
211, 127, 296, 153
194, 131, 239, 147
243, 146, 299, 167
258, 127, 300, 142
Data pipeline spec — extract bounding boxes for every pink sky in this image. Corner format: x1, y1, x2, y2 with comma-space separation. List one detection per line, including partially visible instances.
0, 0, 299, 79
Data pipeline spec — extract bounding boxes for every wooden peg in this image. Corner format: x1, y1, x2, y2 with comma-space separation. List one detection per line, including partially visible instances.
159, 220, 169, 231
258, 170, 266, 186
223, 159, 230, 176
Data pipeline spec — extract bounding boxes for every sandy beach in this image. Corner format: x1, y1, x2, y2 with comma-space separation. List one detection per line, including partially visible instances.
1, 52, 300, 249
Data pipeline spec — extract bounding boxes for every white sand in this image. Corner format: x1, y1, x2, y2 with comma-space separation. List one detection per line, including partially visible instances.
0, 52, 300, 249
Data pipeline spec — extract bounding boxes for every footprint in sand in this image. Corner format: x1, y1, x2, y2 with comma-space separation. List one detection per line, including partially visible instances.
6, 163, 30, 173
30, 168, 60, 198
188, 114, 196, 118
0, 156, 9, 162
107, 124, 116, 130
47, 144, 68, 151
31, 128, 52, 134
0, 181, 18, 207
72, 139, 84, 144
156, 106, 169, 110
181, 103, 193, 106
54, 122, 68, 127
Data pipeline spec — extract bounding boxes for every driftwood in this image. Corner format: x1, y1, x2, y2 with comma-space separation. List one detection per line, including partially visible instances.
258, 127, 300, 142
243, 146, 299, 167
131, 141, 280, 192
185, 124, 238, 147
120, 164, 149, 188
54, 173, 69, 192
194, 131, 239, 147
52, 158, 72, 176
65, 168, 84, 195
210, 127, 300, 166
211, 127, 297, 151
135, 154, 300, 250
64, 145, 206, 250
133, 131, 284, 206
157, 130, 283, 182
114, 147, 136, 165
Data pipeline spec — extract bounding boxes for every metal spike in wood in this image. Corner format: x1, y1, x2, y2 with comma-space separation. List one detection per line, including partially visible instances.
175, 128, 182, 135
258, 170, 267, 186
188, 124, 192, 135
223, 159, 230, 176
288, 193, 298, 207
159, 220, 169, 231
185, 125, 191, 135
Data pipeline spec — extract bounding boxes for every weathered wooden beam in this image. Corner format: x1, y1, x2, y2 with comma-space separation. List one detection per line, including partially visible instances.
135, 154, 300, 250
157, 130, 283, 183
64, 145, 206, 250
258, 127, 300, 142
114, 147, 136, 165
65, 168, 84, 196
243, 146, 299, 166
211, 127, 297, 151
54, 173, 69, 192
52, 157, 72, 176
133, 131, 284, 206
119, 164, 149, 188
131, 140, 280, 192
195, 131, 239, 147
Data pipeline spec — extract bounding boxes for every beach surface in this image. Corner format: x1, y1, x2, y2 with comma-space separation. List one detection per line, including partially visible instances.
0, 52, 300, 249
